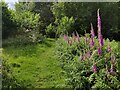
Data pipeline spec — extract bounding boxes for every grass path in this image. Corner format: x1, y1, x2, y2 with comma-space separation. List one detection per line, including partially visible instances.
2, 38, 65, 88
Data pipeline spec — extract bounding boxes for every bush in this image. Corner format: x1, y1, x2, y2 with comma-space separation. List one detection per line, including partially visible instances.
55, 9, 120, 89
57, 16, 75, 36
46, 23, 56, 38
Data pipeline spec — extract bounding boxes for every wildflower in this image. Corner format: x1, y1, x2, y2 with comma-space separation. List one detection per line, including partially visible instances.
91, 23, 95, 37
68, 37, 72, 45
106, 64, 110, 80
110, 63, 117, 76
108, 41, 111, 53
84, 36, 88, 45
76, 33, 80, 43
111, 54, 115, 64
87, 51, 91, 58
98, 44, 102, 55
63, 34, 67, 41
97, 9, 101, 34
93, 62, 97, 73
98, 33, 104, 47
83, 51, 86, 60
90, 37, 94, 47
79, 53, 82, 60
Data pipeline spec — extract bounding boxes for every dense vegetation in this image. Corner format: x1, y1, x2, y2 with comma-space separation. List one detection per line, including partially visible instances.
1, 1, 120, 89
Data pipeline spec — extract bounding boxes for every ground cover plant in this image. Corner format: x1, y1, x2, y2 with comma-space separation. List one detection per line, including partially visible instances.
55, 9, 120, 89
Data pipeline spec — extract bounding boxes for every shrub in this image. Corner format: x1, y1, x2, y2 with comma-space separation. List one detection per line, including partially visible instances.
55, 9, 120, 89
46, 23, 56, 38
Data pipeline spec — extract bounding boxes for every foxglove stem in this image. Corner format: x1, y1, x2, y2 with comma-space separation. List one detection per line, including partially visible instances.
63, 34, 67, 41
77, 33, 80, 43
68, 38, 72, 45
93, 62, 97, 73
98, 44, 102, 55
90, 37, 94, 47
91, 23, 95, 37
97, 9, 101, 34
83, 51, 86, 60
79, 53, 82, 60
85, 36, 88, 45
106, 64, 110, 79
98, 33, 104, 47
111, 54, 116, 64
108, 42, 111, 53
87, 51, 91, 58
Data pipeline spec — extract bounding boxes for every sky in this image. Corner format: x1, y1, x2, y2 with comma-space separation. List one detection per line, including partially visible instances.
4, 0, 18, 9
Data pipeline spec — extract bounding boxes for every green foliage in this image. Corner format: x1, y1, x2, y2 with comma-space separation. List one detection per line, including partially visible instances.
2, 38, 66, 88
1, 50, 25, 88
55, 35, 120, 89
11, 10, 41, 42
46, 23, 56, 38
57, 16, 75, 36
1, 1, 17, 39
52, 2, 120, 40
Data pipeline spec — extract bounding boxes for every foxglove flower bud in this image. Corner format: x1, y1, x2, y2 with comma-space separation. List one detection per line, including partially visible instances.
87, 51, 91, 58
77, 33, 80, 43
91, 23, 95, 37
106, 64, 110, 80
90, 37, 94, 47
98, 44, 101, 55
63, 34, 67, 41
79, 53, 82, 60
93, 62, 97, 73
108, 42, 111, 53
97, 9, 101, 34
98, 33, 104, 47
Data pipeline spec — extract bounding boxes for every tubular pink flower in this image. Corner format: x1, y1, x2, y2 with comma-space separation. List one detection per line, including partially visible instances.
111, 54, 115, 64
97, 9, 101, 34
90, 37, 94, 47
68, 37, 72, 45
98, 44, 102, 55
98, 33, 104, 46
63, 34, 67, 41
91, 23, 95, 37
93, 62, 97, 73
106, 64, 110, 79
87, 51, 91, 58
79, 53, 82, 60
108, 42, 111, 53
83, 51, 86, 60
84, 36, 88, 45
77, 33, 80, 43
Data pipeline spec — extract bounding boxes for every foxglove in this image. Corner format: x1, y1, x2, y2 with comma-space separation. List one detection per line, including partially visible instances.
83, 51, 86, 60
90, 37, 94, 47
98, 44, 101, 55
97, 9, 101, 34
106, 64, 110, 80
63, 34, 67, 41
87, 51, 91, 58
91, 23, 95, 37
68, 38, 72, 45
79, 53, 82, 60
98, 33, 104, 47
108, 42, 111, 53
93, 62, 97, 73
111, 54, 115, 64
77, 33, 80, 43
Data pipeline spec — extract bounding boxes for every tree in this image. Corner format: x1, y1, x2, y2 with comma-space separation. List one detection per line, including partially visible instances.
1, 1, 17, 39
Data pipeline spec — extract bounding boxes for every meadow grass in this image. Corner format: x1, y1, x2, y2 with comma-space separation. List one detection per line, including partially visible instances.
2, 38, 66, 88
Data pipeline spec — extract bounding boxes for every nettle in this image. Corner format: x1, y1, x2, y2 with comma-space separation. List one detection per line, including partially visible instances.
55, 9, 120, 89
